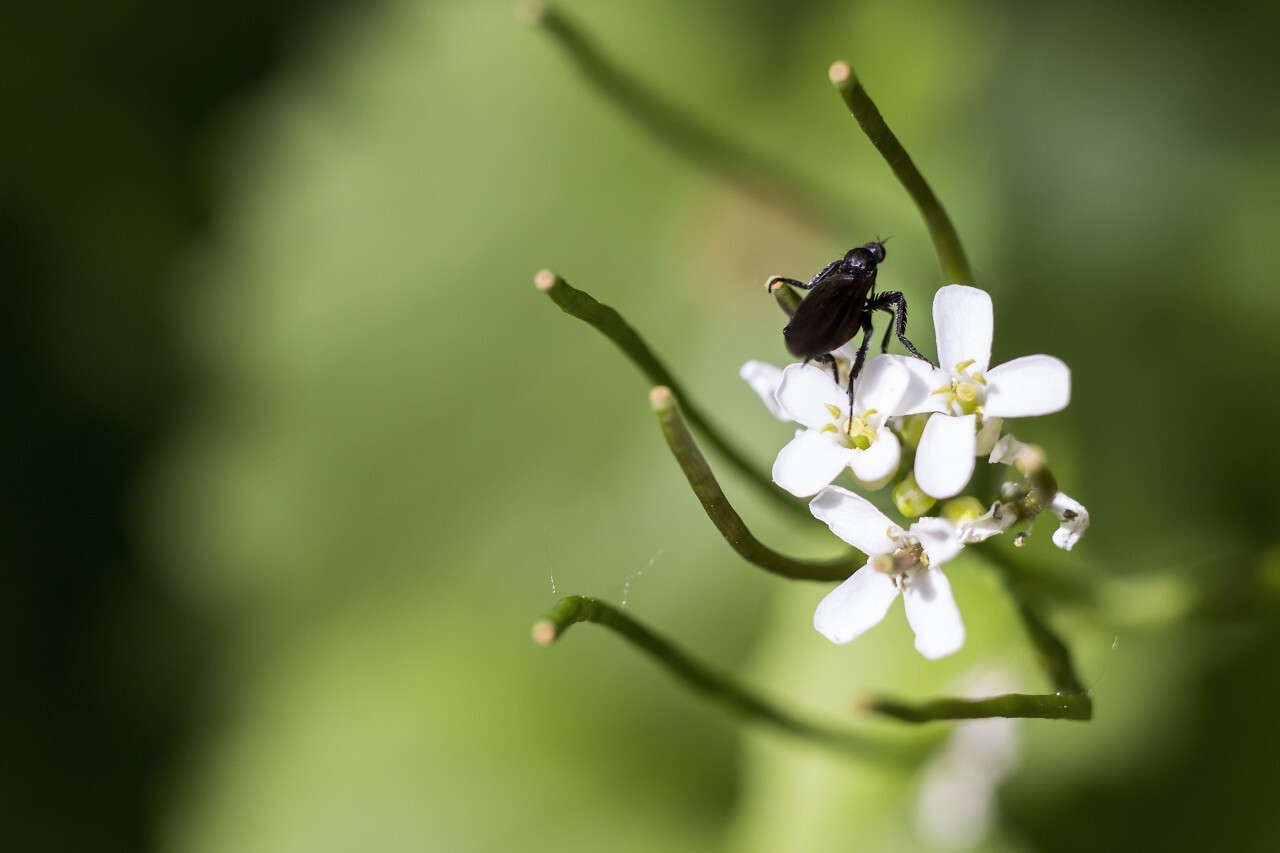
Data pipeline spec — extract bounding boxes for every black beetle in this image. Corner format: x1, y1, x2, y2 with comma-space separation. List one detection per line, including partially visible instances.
771, 240, 930, 402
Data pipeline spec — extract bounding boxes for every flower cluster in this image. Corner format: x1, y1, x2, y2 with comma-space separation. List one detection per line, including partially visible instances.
743, 284, 1088, 659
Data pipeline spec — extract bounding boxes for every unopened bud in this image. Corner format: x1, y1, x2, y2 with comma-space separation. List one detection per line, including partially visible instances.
893, 476, 935, 517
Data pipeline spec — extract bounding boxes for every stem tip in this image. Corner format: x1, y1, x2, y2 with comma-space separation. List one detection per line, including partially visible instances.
766, 275, 787, 294
649, 385, 674, 409
828, 61, 853, 86
531, 619, 558, 646
515, 0, 546, 25
534, 269, 558, 292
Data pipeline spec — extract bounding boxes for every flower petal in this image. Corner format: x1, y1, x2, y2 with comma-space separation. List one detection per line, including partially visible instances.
772, 430, 853, 497
775, 363, 847, 429
849, 427, 901, 484
909, 517, 964, 566
915, 414, 977, 499
739, 360, 788, 421
934, 285, 993, 375
903, 566, 966, 659
814, 564, 900, 644
809, 485, 899, 555
879, 355, 950, 414
983, 355, 1071, 418
851, 355, 910, 415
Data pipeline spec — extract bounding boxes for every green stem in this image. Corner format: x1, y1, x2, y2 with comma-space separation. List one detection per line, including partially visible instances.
533, 595, 924, 760
870, 692, 1092, 723
522, 3, 852, 238
650, 385, 860, 582
828, 62, 974, 287
978, 545, 1088, 696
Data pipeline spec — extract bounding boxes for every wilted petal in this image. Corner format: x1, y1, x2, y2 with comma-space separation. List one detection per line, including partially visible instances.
849, 428, 901, 484
910, 517, 964, 566
984, 355, 1071, 418
903, 566, 965, 659
809, 485, 899, 555
915, 414, 978, 499
935, 285, 993, 375
1050, 492, 1090, 550
739, 360, 788, 420
956, 503, 1017, 543
814, 564, 899, 644
773, 430, 852, 497
775, 363, 847, 429
988, 433, 1026, 466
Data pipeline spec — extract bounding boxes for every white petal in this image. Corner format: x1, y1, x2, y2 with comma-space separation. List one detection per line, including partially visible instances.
1049, 492, 1090, 550
739, 360, 789, 421
983, 355, 1070, 418
772, 430, 853, 497
903, 566, 966, 659
809, 485, 900, 555
910, 517, 964, 566
934, 285, 993, 375
915, 414, 977, 499
878, 355, 950, 414
851, 355, 910, 415
775, 363, 847, 429
814, 564, 900, 644
849, 427, 901, 484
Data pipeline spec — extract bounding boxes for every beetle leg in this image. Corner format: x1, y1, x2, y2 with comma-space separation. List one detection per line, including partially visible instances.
811, 353, 840, 385
846, 312, 876, 405
766, 276, 809, 293
803, 258, 844, 290
870, 291, 932, 365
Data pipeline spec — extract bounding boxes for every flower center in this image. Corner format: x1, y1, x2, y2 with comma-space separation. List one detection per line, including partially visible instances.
843, 409, 878, 450
871, 530, 925, 579
820, 405, 878, 450
930, 359, 987, 416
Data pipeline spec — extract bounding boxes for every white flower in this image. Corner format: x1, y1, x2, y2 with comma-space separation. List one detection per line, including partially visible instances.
744, 356, 915, 496
888, 285, 1071, 500
810, 485, 966, 659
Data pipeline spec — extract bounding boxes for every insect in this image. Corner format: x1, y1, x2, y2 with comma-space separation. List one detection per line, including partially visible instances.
771, 239, 931, 404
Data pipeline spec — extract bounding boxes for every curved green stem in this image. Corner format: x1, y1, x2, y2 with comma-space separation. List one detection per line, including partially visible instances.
522, 3, 852, 237
534, 595, 926, 760
828, 62, 973, 287
536, 270, 802, 516
870, 692, 1092, 723
650, 385, 860, 582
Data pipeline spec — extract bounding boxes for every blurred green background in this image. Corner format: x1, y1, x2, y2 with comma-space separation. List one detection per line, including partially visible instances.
5, 0, 1280, 850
